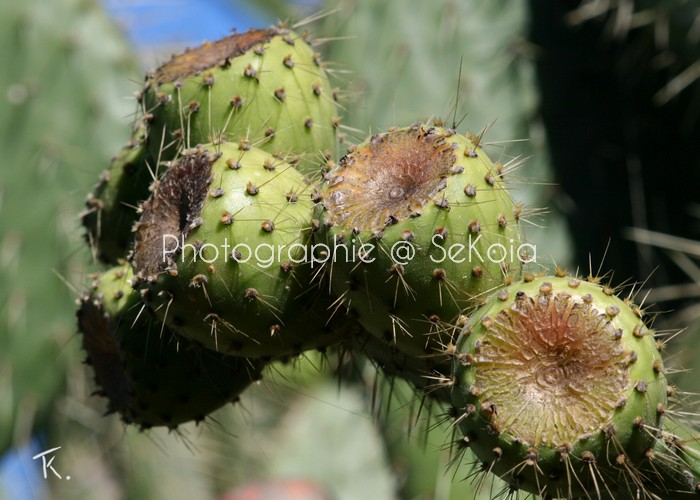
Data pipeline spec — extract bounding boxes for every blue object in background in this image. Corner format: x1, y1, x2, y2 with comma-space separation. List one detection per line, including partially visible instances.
104, 0, 273, 49
0, 438, 48, 500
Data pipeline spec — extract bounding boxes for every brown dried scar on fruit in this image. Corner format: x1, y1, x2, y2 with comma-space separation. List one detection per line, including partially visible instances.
325, 128, 455, 231
474, 292, 629, 446
151, 29, 276, 84
133, 151, 214, 276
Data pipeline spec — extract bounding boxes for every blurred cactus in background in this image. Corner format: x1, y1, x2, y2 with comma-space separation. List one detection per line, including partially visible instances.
0, 0, 138, 456
2, 0, 700, 498
529, 0, 700, 289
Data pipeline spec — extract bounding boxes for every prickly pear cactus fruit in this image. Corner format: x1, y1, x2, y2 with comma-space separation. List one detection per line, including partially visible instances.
131, 143, 349, 358
451, 276, 667, 497
77, 263, 264, 429
142, 27, 338, 177
316, 124, 526, 359
81, 118, 154, 264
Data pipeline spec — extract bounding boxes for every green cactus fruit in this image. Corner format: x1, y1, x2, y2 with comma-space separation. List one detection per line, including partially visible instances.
81, 118, 155, 264
131, 143, 351, 358
315, 123, 526, 360
142, 27, 338, 178
77, 263, 264, 429
451, 276, 666, 498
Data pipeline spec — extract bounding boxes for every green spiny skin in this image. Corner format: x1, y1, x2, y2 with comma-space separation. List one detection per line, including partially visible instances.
315, 123, 525, 359
352, 328, 454, 405
451, 276, 667, 498
142, 27, 338, 178
131, 143, 350, 358
641, 416, 700, 497
77, 263, 264, 429
82, 119, 155, 264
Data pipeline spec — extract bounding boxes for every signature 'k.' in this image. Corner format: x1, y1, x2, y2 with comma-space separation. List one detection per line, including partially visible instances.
32, 447, 66, 480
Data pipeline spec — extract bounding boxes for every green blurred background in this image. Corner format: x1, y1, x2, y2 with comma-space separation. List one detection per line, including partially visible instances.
1, 0, 698, 498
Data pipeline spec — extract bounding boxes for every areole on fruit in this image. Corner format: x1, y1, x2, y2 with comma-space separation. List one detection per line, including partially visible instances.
316, 123, 526, 359
77, 263, 264, 429
451, 276, 667, 498
142, 26, 338, 177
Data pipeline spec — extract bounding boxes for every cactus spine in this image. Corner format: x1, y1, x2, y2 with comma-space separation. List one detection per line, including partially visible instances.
82, 119, 154, 264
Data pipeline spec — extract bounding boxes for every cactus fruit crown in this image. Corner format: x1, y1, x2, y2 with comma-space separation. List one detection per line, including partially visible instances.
131, 148, 214, 278
316, 123, 523, 358
142, 26, 338, 177
77, 264, 264, 429
148, 29, 276, 85
451, 275, 666, 497
324, 124, 458, 231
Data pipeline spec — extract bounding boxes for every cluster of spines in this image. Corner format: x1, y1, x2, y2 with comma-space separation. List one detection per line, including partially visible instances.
81, 117, 154, 264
